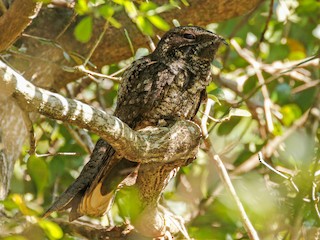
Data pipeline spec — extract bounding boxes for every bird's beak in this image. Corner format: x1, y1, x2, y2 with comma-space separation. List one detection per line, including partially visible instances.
219, 36, 229, 46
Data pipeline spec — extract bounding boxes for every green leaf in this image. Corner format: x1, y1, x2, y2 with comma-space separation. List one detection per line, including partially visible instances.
208, 87, 226, 103
109, 17, 122, 28
74, 16, 93, 43
2, 236, 28, 240
116, 186, 142, 220
217, 117, 241, 135
208, 94, 221, 105
281, 104, 302, 126
124, 1, 137, 18
139, 2, 158, 12
271, 83, 291, 104
27, 156, 49, 198
147, 15, 170, 31
75, 0, 89, 15
98, 4, 114, 19
180, 0, 190, 6
38, 219, 63, 240
136, 16, 154, 36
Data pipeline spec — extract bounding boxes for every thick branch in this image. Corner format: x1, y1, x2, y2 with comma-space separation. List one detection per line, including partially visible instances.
53, 219, 144, 240
0, 60, 201, 163
0, 0, 42, 52
3, 0, 262, 90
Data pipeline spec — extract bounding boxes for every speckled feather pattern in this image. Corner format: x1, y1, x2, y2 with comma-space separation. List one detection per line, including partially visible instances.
44, 26, 224, 220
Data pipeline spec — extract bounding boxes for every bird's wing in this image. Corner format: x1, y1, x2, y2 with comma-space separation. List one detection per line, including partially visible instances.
114, 56, 176, 126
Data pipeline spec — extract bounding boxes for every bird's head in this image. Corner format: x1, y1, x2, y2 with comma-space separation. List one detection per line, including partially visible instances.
152, 26, 226, 62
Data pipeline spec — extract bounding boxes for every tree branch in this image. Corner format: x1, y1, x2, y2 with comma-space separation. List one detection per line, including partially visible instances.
52, 219, 144, 240
0, 0, 42, 52
0, 60, 201, 163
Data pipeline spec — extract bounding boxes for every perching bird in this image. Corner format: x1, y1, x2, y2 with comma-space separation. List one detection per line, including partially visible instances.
44, 26, 225, 222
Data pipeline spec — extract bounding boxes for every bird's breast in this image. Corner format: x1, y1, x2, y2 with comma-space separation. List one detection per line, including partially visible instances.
139, 70, 210, 127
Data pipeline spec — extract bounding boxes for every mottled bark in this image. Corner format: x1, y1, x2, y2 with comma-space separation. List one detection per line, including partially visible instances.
0, 60, 201, 164
0, 0, 261, 204
0, 0, 42, 52
5, 0, 261, 89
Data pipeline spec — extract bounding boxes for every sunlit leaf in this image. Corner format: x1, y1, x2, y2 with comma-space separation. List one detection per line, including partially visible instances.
208, 94, 221, 105
11, 194, 36, 216
281, 104, 302, 126
109, 17, 122, 28
38, 219, 63, 239
287, 38, 307, 60
124, 1, 137, 19
75, 0, 89, 15
74, 16, 93, 43
98, 4, 114, 19
208, 88, 226, 103
112, 0, 124, 4
136, 16, 154, 36
139, 2, 158, 12
2, 236, 28, 240
147, 15, 170, 31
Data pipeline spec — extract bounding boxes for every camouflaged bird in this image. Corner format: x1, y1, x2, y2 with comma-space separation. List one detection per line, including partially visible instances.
44, 26, 225, 221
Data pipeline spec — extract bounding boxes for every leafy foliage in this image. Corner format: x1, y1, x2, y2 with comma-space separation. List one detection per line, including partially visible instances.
1, 0, 319, 239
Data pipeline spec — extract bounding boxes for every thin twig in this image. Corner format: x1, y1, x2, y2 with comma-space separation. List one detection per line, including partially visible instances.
312, 182, 320, 219
201, 98, 215, 138
280, 52, 320, 75
74, 65, 121, 82
64, 124, 93, 153
55, 11, 77, 41
21, 111, 36, 155
146, 35, 156, 51
20, 115, 80, 157
83, 21, 109, 67
291, 80, 320, 94
36, 152, 79, 157
198, 108, 259, 239
231, 39, 274, 132
259, 0, 274, 43
258, 152, 299, 192
221, 0, 263, 65
233, 110, 310, 175
203, 138, 260, 240
109, 65, 130, 77
124, 28, 135, 56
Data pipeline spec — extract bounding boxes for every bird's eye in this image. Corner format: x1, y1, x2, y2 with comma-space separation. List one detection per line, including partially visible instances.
183, 33, 196, 40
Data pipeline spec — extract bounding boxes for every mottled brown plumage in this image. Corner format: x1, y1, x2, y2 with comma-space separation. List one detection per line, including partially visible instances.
44, 26, 225, 222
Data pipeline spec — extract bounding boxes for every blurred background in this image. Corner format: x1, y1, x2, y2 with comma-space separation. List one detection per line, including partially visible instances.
0, 0, 319, 239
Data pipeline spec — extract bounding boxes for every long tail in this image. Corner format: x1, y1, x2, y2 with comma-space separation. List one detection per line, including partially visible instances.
44, 138, 139, 221
43, 139, 115, 220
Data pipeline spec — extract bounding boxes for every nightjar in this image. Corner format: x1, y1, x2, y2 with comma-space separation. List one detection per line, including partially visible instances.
44, 26, 225, 222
